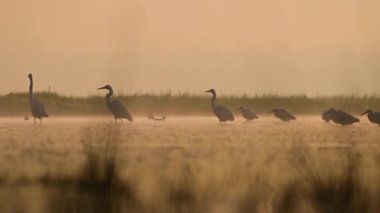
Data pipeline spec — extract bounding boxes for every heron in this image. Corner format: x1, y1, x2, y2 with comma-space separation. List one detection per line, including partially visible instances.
205, 89, 234, 123
361, 109, 380, 126
322, 108, 359, 126
268, 108, 296, 122
238, 106, 258, 121
27, 73, 48, 124
98, 85, 133, 124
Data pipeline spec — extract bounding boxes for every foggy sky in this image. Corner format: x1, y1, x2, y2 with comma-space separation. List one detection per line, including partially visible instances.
1, 0, 380, 96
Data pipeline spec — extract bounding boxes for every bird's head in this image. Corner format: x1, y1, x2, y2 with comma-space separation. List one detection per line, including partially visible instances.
27, 73, 32, 78
322, 108, 336, 116
97, 85, 112, 91
360, 109, 372, 116
205, 89, 216, 94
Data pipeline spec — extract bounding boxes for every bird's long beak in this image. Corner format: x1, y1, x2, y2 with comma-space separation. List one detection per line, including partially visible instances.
97, 86, 107, 90
268, 109, 274, 113
205, 90, 211, 93
360, 111, 368, 116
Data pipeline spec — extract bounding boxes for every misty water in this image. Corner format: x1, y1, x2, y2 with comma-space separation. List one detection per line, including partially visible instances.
0, 115, 377, 175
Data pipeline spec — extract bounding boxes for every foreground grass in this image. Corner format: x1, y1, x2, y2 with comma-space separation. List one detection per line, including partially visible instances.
0, 124, 379, 212
1, 92, 380, 116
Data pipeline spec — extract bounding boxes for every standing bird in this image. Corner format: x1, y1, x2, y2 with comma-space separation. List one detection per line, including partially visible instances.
238, 106, 258, 121
98, 85, 133, 124
268, 108, 296, 122
361, 109, 380, 126
27, 73, 48, 124
322, 108, 359, 126
205, 89, 234, 123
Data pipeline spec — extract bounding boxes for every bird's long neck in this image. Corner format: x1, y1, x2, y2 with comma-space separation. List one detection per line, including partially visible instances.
105, 89, 113, 108
28, 77, 33, 100
210, 92, 216, 109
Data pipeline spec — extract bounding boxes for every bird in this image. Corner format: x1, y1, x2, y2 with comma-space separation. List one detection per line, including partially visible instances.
322, 108, 334, 122
27, 73, 48, 124
238, 106, 258, 121
98, 85, 133, 124
147, 113, 166, 121
322, 108, 359, 126
205, 89, 234, 123
360, 109, 380, 126
268, 108, 296, 122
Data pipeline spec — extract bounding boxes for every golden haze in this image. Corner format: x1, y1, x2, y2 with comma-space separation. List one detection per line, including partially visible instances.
0, 0, 379, 96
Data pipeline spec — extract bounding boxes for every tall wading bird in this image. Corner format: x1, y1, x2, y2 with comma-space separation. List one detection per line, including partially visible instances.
322, 108, 359, 126
238, 106, 258, 121
268, 108, 296, 122
27, 73, 48, 124
361, 109, 380, 126
98, 85, 133, 124
205, 89, 234, 123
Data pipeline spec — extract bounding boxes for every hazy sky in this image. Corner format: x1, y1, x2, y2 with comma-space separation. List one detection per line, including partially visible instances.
1, 0, 380, 96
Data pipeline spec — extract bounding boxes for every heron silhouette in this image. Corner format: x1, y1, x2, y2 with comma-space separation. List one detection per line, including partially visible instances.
238, 107, 258, 121
205, 89, 234, 123
98, 85, 133, 124
361, 109, 380, 126
28, 73, 48, 124
322, 108, 359, 126
268, 108, 296, 122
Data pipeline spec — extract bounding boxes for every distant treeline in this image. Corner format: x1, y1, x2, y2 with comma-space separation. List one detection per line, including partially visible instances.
0, 92, 379, 116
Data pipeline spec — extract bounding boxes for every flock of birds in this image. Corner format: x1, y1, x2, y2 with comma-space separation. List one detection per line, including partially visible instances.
204, 88, 380, 126
27, 73, 380, 126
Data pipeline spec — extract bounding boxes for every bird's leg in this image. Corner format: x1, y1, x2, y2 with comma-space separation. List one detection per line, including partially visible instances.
114, 118, 117, 125
34, 117, 36, 125
40, 119, 42, 124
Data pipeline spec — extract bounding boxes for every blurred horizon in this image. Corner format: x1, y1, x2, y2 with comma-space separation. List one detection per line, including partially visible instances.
1, 0, 380, 96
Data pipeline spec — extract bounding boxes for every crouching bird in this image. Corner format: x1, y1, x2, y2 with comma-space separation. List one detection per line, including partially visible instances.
268, 108, 296, 122
322, 108, 359, 126
238, 106, 258, 121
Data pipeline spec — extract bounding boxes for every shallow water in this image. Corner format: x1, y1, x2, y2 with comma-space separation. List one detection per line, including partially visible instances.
0, 115, 378, 175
